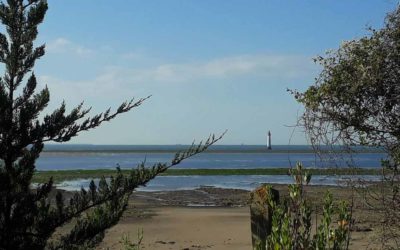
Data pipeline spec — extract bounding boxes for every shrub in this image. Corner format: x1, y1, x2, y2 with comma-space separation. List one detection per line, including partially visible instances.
266, 163, 352, 250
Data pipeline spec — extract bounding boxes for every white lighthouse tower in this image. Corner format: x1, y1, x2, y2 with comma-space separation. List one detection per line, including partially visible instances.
267, 130, 272, 150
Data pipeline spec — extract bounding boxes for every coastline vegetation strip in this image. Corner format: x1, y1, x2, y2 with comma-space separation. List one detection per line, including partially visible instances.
33, 168, 383, 184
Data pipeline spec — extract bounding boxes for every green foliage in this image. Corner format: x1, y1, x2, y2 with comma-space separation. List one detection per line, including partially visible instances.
0, 1, 224, 249
312, 193, 351, 250
292, 5, 400, 247
266, 163, 351, 250
119, 229, 144, 250
291, 5, 400, 154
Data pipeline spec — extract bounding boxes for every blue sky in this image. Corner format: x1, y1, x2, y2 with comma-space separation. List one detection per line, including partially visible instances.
31, 0, 398, 145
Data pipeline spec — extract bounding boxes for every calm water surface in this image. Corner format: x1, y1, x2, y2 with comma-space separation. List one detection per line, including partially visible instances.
37, 151, 385, 170
37, 145, 386, 190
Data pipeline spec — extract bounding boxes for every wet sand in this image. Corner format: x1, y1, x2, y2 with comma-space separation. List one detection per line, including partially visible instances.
96, 186, 384, 250
99, 206, 251, 250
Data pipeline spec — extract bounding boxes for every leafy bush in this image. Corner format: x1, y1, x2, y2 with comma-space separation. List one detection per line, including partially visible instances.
266, 163, 352, 250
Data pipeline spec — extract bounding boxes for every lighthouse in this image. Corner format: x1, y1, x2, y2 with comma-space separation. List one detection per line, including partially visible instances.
267, 130, 272, 150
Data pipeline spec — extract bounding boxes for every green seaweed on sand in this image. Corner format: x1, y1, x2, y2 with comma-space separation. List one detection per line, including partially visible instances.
33, 167, 382, 184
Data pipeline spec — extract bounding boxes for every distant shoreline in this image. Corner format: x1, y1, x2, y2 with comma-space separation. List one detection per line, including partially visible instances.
42, 144, 385, 154
42, 150, 319, 154
41, 149, 385, 154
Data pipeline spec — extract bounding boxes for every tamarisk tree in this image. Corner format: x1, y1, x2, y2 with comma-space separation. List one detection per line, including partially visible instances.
0, 1, 224, 249
293, 6, 400, 248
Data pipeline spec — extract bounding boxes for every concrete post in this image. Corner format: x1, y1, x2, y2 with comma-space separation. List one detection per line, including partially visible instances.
250, 185, 279, 250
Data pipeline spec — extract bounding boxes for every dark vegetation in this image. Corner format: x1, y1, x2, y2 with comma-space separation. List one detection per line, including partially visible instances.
292, 5, 400, 249
0, 1, 222, 249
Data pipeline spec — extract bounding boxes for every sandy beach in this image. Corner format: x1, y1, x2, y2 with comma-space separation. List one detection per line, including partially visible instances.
94, 186, 383, 250
99, 206, 251, 250
97, 188, 250, 250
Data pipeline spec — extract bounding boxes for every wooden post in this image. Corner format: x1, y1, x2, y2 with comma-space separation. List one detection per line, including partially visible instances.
250, 185, 279, 250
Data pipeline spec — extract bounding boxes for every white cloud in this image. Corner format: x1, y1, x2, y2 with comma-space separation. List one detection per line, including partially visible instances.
119, 54, 317, 83
121, 52, 142, 60
38, 72, 130, 104
38, 53, 317, 107
44, 39, 316, 84
46, 38, 94, 56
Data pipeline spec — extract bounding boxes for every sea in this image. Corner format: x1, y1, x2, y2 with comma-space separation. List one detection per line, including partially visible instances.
38, 144, 386, 191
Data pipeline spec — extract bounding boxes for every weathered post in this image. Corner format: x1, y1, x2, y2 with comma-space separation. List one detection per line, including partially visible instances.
250, 185, 279, 250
